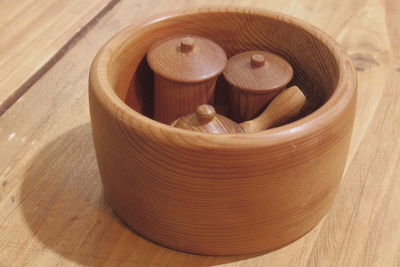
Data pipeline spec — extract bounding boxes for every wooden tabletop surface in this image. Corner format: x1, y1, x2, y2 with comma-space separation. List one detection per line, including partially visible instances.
0, 0, 399, 266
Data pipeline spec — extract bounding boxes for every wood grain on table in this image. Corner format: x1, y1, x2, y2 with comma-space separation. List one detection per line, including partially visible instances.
0, 0, 119, 114
0, 0, 399, 266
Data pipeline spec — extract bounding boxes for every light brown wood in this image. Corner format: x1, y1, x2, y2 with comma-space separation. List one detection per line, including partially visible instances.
147, 34, 227, 124
223, 50, 294, 121
240, 85, 307, 133
171, 104, 245, 133
1, 0, 400, 265
0, 0, 117, 115
89, 7, 356, 255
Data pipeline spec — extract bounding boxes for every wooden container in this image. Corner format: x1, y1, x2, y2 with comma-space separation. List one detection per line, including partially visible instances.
147, 34, 227, 124
224, 51, 294, 122
89, 7, 357, 255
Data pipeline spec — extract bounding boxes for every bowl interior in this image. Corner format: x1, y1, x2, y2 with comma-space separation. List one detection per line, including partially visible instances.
107, 9, 339, 123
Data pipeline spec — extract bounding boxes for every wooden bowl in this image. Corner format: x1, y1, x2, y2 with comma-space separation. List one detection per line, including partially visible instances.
89, 7, 357, 255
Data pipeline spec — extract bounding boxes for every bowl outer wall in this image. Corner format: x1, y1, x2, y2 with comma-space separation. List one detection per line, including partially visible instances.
88, 7, 357, 255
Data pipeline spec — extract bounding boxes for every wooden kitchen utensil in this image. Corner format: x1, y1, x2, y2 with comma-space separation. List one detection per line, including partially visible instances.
223, 50, 294, 122
147, 34, 227, 124
172, 86, 306, 133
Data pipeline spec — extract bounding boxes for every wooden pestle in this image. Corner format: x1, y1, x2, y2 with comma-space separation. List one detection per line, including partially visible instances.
172, 86, 306, 133
240, 85, 306, 133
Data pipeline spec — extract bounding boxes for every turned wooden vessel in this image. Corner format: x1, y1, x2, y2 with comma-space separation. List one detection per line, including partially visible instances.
172, 86, 306, 134
89, 7, 357, 255
147, 34, 227, 124
224, 50, 293, 122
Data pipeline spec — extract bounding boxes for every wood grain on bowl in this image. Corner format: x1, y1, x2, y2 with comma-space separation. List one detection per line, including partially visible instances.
89, 7, 357, 255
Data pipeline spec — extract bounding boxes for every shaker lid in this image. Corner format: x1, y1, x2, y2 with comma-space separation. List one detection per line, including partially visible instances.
147, 34, 227, 83
171, 105, 245, 134
223, 51, 293, 93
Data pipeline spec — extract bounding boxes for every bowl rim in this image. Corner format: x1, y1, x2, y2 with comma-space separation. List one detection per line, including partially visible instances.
89, 6, 357, 148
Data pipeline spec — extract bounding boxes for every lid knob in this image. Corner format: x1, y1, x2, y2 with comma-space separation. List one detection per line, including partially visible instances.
196, 105, 216, 124
251, 54, 266, 67
180, 37, 195, 52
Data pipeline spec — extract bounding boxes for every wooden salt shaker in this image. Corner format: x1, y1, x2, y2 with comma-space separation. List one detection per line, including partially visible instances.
223, 51, 294, 122
147, 34, 227, 124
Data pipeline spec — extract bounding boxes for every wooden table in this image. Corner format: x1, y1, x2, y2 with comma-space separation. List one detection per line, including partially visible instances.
0, 0, 399, 266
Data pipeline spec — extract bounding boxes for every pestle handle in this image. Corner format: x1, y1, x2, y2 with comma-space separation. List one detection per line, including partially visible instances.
240, 86, 306, 133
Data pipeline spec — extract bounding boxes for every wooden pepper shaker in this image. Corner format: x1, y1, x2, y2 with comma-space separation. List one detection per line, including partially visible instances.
223, 51, 294, 122
147, 34, 227, 124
